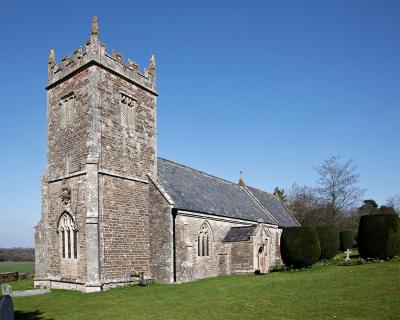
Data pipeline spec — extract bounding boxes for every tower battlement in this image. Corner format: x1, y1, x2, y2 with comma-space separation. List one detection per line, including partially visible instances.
47, 16, 156, 93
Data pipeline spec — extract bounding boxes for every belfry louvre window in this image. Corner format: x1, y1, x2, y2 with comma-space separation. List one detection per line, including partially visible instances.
58, 212, 78, 259
60, 93, 76, 128
120, 93, 136, 128
198, 223, 211, 257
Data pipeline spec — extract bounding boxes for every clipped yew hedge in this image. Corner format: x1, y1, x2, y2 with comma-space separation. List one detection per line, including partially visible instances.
340, 231, 354, 251
316, 226, 340, 260
358, 214, 400, 259
280, 227, 321, 268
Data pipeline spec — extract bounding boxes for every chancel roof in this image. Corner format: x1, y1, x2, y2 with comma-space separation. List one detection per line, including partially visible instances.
223, 226, 257, 242
247, 187, 299, 227
157, 157, 298, 227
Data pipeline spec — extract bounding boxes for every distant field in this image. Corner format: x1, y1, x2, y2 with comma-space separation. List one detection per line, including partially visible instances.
0, 261, 35, 274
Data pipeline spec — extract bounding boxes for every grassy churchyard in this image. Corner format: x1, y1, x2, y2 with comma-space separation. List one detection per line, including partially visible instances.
7, 257, 400, 320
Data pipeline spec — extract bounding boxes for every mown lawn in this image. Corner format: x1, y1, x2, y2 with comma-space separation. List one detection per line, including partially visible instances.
0, 261, 35, 274
12, 260, 400, 320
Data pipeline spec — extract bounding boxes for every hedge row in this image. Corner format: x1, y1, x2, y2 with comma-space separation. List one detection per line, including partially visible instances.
280, 214, 400, 267
317, 226, 340, 260
358, 214, 400, 259
280, 227, 321, 268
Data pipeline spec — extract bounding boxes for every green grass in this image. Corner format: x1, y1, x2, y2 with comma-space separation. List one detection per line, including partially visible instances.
13, 260, 400, 320
6, 279, 34, 291
0, 261, 35, 274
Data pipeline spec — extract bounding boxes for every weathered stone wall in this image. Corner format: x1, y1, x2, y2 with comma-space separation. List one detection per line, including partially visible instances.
0, 272, 18, 283
148, 180, 173, 283
95, 55, 157, 286
99, 175, 150, 283
37, 65, 92, 286
97, 66, 157, 179
229, 242, 254, 274
0, 272, 34, 283
175, 214, 281, 282
35, 176, 50, 281
47, 69, 91, 180
46, 176, 87, 282
37, 18, 158, 291
273, 228, 283, 265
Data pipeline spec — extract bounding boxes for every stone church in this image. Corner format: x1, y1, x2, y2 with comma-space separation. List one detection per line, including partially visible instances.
34, 17, 299, 292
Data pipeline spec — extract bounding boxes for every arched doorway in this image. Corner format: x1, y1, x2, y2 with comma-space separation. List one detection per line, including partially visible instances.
257, 245, 265, 272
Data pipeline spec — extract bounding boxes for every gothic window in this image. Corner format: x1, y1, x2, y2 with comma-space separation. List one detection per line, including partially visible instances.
197, 222, 212, 257
60, 93, 76, 128
58, 212, 78, 259
120, 93, 136, 128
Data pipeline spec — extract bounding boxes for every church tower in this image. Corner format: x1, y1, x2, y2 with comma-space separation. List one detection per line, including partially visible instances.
35, 17, 158, 292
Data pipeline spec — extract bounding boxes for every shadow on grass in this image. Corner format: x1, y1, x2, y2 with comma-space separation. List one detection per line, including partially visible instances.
14, 310, 53, 320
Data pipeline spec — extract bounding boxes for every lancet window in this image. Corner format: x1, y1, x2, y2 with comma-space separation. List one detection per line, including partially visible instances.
197, 223, 211, 257
58, 212, 78, 259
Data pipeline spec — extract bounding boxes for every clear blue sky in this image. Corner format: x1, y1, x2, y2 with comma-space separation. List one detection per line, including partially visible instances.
0, 0, 399, 247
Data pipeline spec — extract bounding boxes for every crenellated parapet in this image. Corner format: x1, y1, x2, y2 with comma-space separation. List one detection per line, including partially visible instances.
47, 16, 157, 92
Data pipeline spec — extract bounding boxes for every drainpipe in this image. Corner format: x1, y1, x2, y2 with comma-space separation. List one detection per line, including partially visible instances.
172, 208, 177, 282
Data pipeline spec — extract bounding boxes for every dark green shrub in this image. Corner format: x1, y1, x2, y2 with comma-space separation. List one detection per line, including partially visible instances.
280, 227, 321, 268
358, 214, 400, 259
316, 226, 339, 260
340, 231, 354, 251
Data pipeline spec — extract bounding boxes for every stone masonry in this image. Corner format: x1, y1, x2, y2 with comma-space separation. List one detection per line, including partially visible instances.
35, 17, 299, 292
35, 17, 157, 292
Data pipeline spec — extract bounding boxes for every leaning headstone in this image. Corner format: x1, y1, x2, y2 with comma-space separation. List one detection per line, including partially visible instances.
0, 295, 14, 320
2, 284, 12, 296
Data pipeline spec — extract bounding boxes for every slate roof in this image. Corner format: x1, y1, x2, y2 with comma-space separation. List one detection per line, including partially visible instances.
247, 187, 299, 227
157, 157, 298, 227
223, 226, 257, 242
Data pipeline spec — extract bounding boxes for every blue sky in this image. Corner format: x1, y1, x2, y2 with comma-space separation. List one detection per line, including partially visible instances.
0, 0, 399, 247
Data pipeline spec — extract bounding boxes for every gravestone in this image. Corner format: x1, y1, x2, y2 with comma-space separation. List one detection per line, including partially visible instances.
345, 249, 352, 261
2, 284, 11, 296
0, 295, 14, 320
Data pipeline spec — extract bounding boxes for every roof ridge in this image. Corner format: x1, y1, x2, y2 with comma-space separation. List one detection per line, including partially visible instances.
247, 185, 300, 227
247, 185, 273, 195
158, 156, 240, 188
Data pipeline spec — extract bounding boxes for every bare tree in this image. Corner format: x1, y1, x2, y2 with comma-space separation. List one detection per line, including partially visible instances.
385, 195, 400, 214
288, 184, 327, 226
315, 156, 365, 224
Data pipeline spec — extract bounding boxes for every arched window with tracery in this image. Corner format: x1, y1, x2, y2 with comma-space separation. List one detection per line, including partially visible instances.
58, 212, 78, 259
197, 223, 212, 257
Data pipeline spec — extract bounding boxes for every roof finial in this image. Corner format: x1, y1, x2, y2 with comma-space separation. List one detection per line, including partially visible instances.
48, 48, 56, 66
238, 170, 246, 187
91, 16, 99, 36
149, 53, 156, 70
